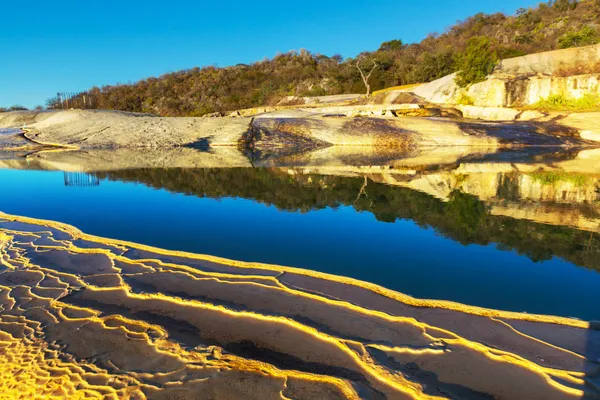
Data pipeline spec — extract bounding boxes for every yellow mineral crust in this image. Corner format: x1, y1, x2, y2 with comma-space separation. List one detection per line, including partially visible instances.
0, 211, 598, 400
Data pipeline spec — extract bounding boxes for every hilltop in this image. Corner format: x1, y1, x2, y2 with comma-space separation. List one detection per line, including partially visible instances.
32, 0, 598, 117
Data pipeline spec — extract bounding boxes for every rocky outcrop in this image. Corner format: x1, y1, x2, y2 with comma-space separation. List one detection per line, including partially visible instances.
519, 74, 600, 106
407, 44, 600, 109
0, 213, 597, 400
1, 109, 591, 151
496, 43, 600, 76
412, 72, 600, 108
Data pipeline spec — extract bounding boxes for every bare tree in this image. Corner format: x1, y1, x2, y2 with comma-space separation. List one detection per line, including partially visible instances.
355, 56, 378, 96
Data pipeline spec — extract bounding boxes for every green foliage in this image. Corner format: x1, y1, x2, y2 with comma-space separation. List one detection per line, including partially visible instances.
455, 37, 498, 87
549, 0, 578, 12
378, 40, 404, 51
514, 33, 534, 44
532, 93, 600, 110
8, 105, 28, 111
409, 49, 457, 83
0, 105, 28, 112
445, 191, 488, 241
496, 47, 527, 59
529, 170, 590, 186
558, 25, 599, 48
455, 92, 475, 105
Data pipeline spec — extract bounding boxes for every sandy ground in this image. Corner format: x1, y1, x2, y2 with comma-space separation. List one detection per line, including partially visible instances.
0, 212, 598, 399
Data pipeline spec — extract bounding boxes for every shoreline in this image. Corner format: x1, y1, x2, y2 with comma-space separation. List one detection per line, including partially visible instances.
0, 211, 598, 399
0, 109, 598, 154
0, 211, 592, 327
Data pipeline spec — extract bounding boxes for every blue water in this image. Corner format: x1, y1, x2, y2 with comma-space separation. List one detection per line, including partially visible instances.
1, 168, 599, 320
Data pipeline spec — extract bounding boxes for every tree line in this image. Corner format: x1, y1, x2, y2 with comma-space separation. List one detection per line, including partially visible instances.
3, 0, 599, 115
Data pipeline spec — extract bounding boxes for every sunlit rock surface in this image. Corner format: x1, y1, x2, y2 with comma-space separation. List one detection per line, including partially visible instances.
0, 109, 597, 151
0, 213, 598, 399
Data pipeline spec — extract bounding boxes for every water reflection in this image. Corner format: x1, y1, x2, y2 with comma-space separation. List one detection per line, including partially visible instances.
0, 153, 599, 319
96, 167, 600, 271
63, 172, 100, 187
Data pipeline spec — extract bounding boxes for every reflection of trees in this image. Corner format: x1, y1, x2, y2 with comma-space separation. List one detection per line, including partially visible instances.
98, 168, 600, 271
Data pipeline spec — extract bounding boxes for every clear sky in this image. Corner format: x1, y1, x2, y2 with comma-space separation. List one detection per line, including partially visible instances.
1, 0, 541, 108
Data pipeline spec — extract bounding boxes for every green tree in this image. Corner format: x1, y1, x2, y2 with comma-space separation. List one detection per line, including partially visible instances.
410, 49, 457, 83
455, 37, 498, 87
378, 40, 404, 51
8, 105, 28, 111
558, 26, 599, 48
549, 0, 578, 12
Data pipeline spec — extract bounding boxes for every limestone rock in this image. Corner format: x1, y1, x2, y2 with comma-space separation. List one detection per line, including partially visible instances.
457, 106, 520, 121
518, 110, 545, 121
495, 43, 600, 76
467, 79, 507, 107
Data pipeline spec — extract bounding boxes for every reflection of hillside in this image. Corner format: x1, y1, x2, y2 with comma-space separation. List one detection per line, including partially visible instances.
362, 168, 600, 232
98, 168, 600, 271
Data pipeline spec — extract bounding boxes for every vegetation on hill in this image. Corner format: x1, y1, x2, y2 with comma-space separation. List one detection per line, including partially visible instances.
0, 105, 29, 113
45, 0, 600, 116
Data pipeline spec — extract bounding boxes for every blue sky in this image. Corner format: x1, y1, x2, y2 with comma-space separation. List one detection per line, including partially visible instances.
1, 0, 540, 108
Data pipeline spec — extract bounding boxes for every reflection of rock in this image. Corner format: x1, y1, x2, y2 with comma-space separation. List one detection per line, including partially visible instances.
0, 147, 252, 171
1, 143, 598, 234
88, 167, 599, 271
379, 168, 599, 232
0, 213, 597, 400
2, 142, 589, 173
490, 202, 600, 232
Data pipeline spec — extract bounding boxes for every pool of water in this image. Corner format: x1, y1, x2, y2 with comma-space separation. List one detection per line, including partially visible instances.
1, 167, 599, 320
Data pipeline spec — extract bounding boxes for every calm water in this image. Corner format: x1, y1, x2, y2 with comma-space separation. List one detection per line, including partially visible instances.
1, 167, 599, 320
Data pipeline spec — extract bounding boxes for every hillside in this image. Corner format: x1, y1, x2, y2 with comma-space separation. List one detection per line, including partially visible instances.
45, 0, 600, 117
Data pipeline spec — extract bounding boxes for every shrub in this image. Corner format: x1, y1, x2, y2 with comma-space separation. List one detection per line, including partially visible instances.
532, 93, 600, 110
378, 40, 404, 51
410, 49, 457, 83
455, 37, 498, 87
455, 92, 475, 105
497, 47, 527, 59
550, 0, 578, 12
555, 61, 600, 76
529, 170, 589, 186
8, 105, 28, 111
558, 26, 599, 48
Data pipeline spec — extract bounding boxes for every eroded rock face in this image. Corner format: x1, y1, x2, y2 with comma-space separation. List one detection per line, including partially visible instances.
1, 109, 598, 157
412, 72, 600, 109
496, 43, 600, 76
0, 213, 598, 399
521, 74, 600, 106
408, 44, 600, 109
